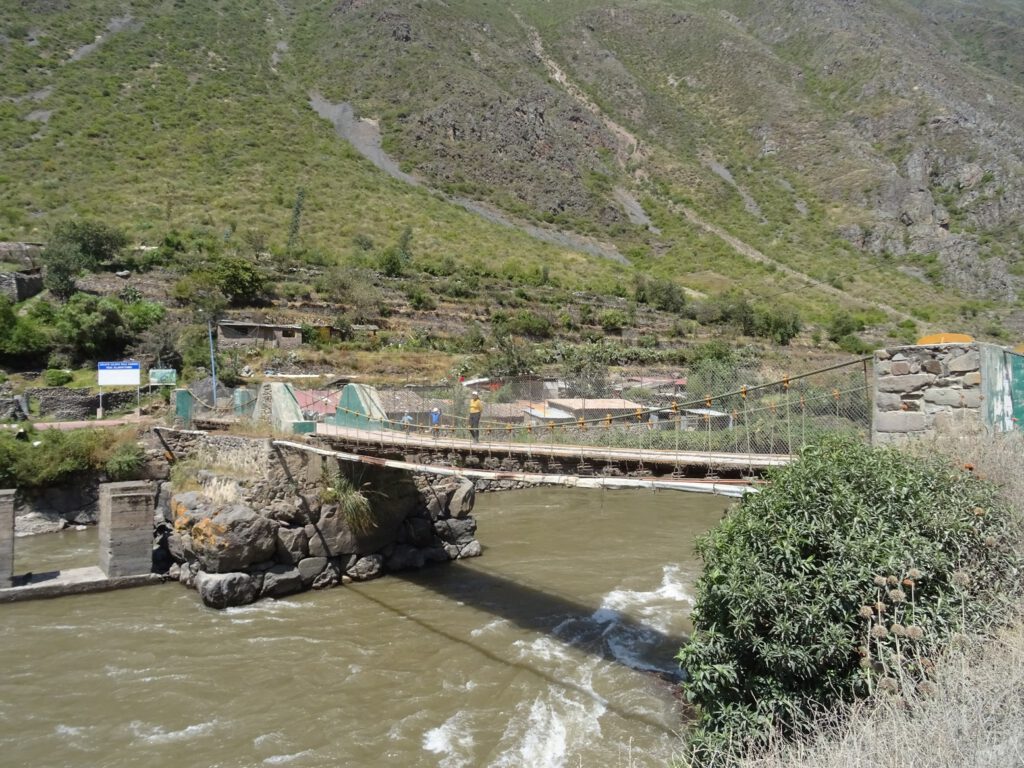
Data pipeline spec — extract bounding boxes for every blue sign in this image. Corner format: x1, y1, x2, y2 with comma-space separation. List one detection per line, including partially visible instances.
99, 362, 141, 370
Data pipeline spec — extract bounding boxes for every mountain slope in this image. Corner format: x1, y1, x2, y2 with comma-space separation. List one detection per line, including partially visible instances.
1, 0, 1022, 337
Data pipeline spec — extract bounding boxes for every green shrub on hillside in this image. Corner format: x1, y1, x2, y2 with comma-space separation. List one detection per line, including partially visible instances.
678, 436, 1021, 764
42, 369, 73, 387
0, 428, 144, 488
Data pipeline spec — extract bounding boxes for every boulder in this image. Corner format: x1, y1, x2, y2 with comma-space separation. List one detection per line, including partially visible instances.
434, 517, 477, 545
275, 526, 309, 564
195, 571, 258, 609
260, 564, 303, 598
311, 561, 341, 590
457, 540, 482, 559
307, 498, 408, 556
449, 479, 475, 518
403, 517, 434, 547
170, 492, 208, 529
346, 554, 383, 581
188, 504, 279, 573
386, 544, 426, 571
297, 556, 328, 586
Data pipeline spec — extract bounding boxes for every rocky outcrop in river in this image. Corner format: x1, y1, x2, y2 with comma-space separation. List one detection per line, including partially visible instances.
163, 472, 480, 609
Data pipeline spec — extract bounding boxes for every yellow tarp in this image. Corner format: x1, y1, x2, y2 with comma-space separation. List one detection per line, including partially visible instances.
916, 333, 975, 345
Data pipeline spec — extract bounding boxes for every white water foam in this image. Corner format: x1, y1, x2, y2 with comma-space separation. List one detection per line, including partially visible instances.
484, 637, 607, 768
470, 618, 510, 638
584, 564, 693, 675
129, 720, 217, 745
263, 750, 314, 764
488, 687, 606, 768
423, 710, 476, 768
596, 564, 692, 633
54, 724, 87, 737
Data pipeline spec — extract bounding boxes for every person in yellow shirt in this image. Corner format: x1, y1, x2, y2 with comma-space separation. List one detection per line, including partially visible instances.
468, 390, 483, 442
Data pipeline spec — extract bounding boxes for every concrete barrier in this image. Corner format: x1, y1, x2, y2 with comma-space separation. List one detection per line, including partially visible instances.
99, 481, 154, 578
0, 490, 13, 588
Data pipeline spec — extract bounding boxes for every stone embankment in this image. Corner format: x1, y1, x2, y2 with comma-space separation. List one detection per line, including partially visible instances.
872, 343, 982, 443
154, 429, 481, 609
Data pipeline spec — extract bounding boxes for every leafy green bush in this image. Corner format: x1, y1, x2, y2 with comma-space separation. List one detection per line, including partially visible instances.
103, 441, 145, 481
51, 220, 129, 269
598, 308, 630, 333
0, 428, 144, 488
493, 309, 553, 339
42, 369, 73, 387
405, 285, 437, 310
678, 436, 1021, 763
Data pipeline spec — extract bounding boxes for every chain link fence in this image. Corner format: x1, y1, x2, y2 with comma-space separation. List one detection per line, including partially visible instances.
178, 358, 873, 459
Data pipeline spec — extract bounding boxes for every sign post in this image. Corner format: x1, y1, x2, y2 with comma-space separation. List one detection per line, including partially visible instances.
97, 361, 142, 419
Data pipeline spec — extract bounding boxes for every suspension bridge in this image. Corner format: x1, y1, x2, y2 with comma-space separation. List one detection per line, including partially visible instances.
188, 357, 873, 498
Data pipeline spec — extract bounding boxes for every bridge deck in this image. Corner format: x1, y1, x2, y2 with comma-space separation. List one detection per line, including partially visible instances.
314, 423, 791, 470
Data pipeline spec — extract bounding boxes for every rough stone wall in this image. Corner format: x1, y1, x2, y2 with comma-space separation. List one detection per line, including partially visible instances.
0, 398, 26, 421
27, 387, 138, 420
872, 343, 984, 444
0, 270, 43, 302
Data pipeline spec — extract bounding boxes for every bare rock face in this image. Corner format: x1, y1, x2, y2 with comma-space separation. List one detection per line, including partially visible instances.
183, 503, 279, 573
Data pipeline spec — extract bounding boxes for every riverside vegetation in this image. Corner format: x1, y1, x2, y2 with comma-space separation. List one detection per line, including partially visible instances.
677, 432, 1024, 766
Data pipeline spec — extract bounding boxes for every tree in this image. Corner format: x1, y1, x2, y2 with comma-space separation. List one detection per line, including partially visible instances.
51, 220, 128, 269
53, 294, 130, 362
378, 227, 414, 277
215, 257, 267, 306
287, 187, 306, 251
40, 239, 84, 302
0, 298, 52, 365
558, 343, 609, 397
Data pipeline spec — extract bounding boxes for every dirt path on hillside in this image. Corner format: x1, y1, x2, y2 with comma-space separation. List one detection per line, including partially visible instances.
673, 204, 913, 320
308, 92, 628, 263
517, 21, 911, 319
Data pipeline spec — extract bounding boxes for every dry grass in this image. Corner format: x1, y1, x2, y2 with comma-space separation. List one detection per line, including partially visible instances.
918, 429, 1024, 539
736, 615, 1024, 768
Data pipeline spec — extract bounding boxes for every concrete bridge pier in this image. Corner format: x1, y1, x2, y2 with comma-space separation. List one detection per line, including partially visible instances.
1, 489, 13, 588
99, 481, 155, 578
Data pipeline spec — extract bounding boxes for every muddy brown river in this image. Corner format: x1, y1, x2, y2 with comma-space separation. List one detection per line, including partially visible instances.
1, 488, 729, 767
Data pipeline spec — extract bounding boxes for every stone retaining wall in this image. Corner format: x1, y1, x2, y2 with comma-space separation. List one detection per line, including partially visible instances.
153, 428, 481, 609
872, 343, 984, 444
0, 269, 43, 303
27, 387, 139, 420
0, 270, 43, 303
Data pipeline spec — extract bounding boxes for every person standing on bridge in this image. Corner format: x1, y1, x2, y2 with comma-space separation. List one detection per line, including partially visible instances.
468, 390, 483, 442
430, 406, 441, 437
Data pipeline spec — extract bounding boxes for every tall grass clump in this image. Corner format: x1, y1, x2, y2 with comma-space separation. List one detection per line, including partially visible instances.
677, 434, 1022, 765
320, 465, 376, 535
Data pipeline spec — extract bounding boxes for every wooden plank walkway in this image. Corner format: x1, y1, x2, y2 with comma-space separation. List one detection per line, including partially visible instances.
314, 423, 791, 470
275, 440, 762, 497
